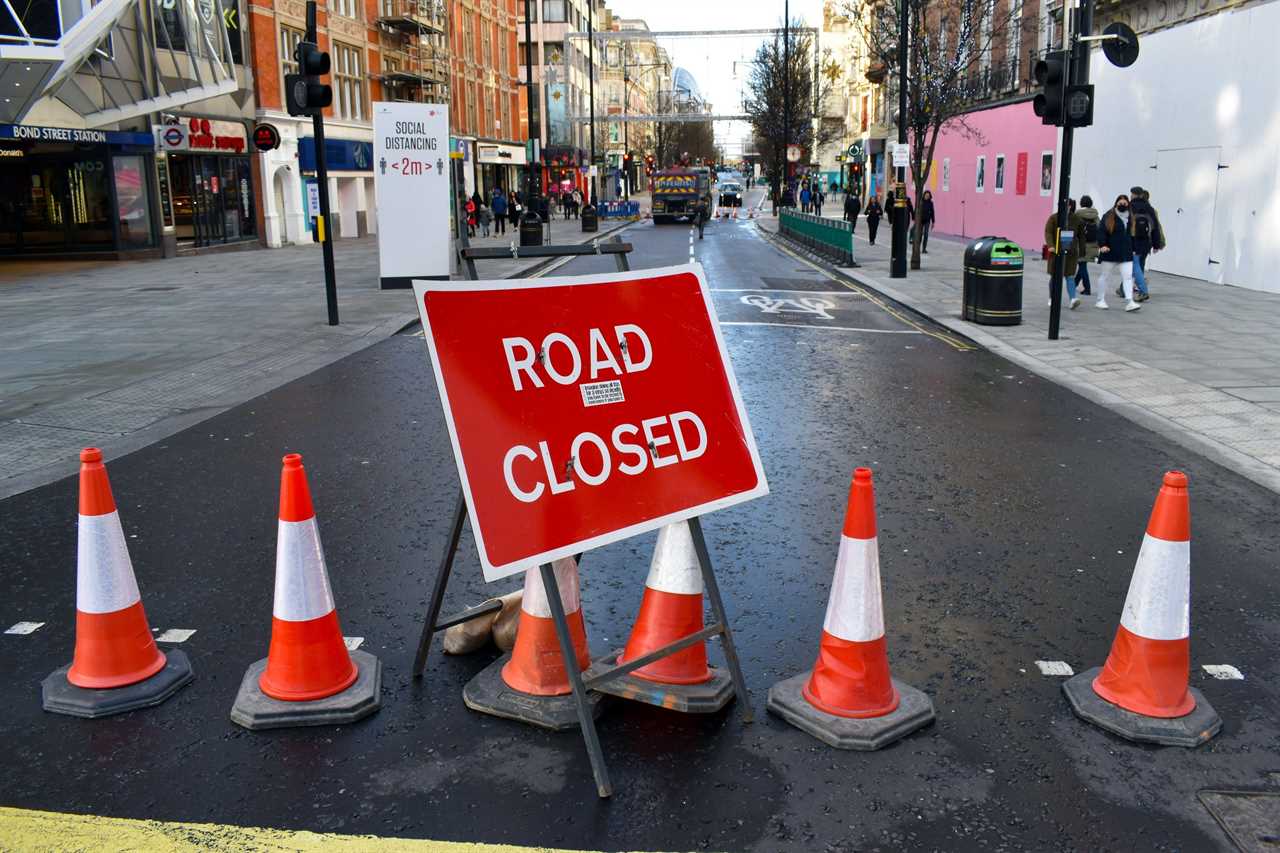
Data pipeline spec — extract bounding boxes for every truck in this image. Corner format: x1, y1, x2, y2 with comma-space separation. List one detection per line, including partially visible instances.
651, 168, 714, 225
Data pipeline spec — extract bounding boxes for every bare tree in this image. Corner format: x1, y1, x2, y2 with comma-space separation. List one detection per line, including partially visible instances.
841, 0, 1031, 267
743, 19, 840, 206
652, 92, 717, 170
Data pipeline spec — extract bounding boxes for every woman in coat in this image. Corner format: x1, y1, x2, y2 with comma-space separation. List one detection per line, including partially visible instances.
1096, 193, 1141, 312
864, 194, 884, 245
1073, 195, 1100, 295
1044, 199, 1082, 309
843, 193, 862, 235
919, 190, 936, 253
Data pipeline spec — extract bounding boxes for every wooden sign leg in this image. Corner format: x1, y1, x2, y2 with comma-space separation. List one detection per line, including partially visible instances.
538, 562, 613, 798
688, 516, 754, 723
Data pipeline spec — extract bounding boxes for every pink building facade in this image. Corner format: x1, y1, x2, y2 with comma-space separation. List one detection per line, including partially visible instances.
921, 100, 1060, 251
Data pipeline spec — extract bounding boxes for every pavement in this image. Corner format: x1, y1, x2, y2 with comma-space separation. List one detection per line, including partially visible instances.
756, 212, 1280, 495
2, 188, 1277, 851
0, 217, 632, 499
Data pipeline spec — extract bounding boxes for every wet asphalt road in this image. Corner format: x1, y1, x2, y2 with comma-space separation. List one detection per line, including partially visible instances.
1, 208, 1278, 852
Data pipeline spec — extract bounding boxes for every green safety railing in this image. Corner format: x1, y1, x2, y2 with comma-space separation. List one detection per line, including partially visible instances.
779, 208, 856, 266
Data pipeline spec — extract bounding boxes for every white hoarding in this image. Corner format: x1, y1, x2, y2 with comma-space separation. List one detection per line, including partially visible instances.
373, 102, 449, 281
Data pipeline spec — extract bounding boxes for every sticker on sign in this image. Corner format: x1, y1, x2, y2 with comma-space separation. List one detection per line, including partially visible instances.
413, 264, 769, 581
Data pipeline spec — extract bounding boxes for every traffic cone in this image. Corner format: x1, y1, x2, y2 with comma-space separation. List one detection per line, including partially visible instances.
767, 468, 934, 749
1063, 471, 1222, 746
464, 558, 606, 731
586, 522, 736, 713
230, 453, 381, 730
501, 557, 589, 695
41, 448, 193, 718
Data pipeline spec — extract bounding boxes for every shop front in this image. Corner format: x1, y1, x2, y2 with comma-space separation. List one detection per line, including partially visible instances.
475, 140, 524, 198
299, 136, 375, 239
0, 123, 157, 257
154, 118, 257, 248
543, 146, 586, 198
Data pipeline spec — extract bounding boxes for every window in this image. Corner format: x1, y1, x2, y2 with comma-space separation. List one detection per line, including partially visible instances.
860, 94, 868, 131
483, 20, 491, 66
994, 153, 1005, 194
542, 0, 566, 22
280, 25, 303, 95
976, 155, 986, 193
333, 43, 366, 121
1008, 0, 1024, 66
332, 0, 359, 20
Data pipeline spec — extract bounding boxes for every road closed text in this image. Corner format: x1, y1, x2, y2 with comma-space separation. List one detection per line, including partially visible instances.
499, 324, 707, 502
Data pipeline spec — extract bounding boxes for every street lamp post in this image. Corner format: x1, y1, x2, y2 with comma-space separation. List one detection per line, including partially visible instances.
521, 0, 543, 246
890, 0, 908, 279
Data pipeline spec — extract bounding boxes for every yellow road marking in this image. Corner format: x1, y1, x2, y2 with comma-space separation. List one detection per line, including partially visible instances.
765, 232, 975, 352
0, 807, 664, 853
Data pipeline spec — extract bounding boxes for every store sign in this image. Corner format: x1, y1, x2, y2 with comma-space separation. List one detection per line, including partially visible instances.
412, 264, 768, 581
299, 137, 375, 171
372, 102, 449, 279
154, 118, 247, 154
477, 143, 525, 165
253, 123, 281, 152
0, 123, 153, 147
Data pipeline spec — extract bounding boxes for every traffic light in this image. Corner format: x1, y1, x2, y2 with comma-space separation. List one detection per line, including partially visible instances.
1063, 83, 1094, 128
285, 41, 332, 116
1032, 51, 1067, 126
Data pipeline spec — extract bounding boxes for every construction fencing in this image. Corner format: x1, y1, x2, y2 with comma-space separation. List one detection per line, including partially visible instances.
779, 209, 856, 267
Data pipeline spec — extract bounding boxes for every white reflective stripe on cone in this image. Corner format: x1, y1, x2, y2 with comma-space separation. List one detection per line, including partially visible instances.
273, 517, 337, 622
822, 535, 885, 642
521, 556, 581, 618
76, 511, 142, 614
1119, 534, 1190, 641
644, 522, 704, 596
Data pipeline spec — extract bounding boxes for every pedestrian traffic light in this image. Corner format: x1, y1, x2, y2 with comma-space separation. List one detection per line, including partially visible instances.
1064, 83, 1095, 128
285, 41, 332, 117
1032, 50, 1068, 126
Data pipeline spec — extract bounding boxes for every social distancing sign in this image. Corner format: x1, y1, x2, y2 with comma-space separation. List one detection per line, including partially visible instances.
414, 265, 768, 580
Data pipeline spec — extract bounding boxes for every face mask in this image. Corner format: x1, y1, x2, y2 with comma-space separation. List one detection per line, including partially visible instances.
1117, 204, 1129, 212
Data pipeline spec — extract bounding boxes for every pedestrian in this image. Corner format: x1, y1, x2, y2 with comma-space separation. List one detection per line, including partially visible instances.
477, 203, 493, 237
844, 192, 862, 235
919, 190, 936, 253
800, 184, 812, 213
508, 191, 522, 231
491, 187, 507, 235
1096, 193, 1142, 312
572, 188, 583, 218
1125, 185, 1164, 302
1044, 198, 1082, 309
865, 194, 883, 245
813, 188, 825, 217
464, 195, 476, 237
1074, 194, 1099, 295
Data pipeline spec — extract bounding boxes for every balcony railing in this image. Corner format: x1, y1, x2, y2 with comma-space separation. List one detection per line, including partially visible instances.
377, 0, 445, 34
377, 49, 449, 85
955, 56, 1022, 105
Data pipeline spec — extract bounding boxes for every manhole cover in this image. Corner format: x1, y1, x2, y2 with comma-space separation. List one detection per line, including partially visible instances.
135, 286, 179, 292
1198, 789, 1280, 852
758, 276, 840, 293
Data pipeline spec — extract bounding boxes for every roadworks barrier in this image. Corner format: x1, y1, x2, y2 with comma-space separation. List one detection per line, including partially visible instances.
463, 557, 605, 730
1063, 471, 1222, 747
585, 521, 734, 713
42, 448, 194, 718
767, 468, 935, 749
230, 453, 381, 730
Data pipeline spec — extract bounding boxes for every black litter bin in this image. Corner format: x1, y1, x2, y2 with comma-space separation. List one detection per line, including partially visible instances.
581, 203, 598, 233
962, 237, 1023, 325
519, 210, 544, 247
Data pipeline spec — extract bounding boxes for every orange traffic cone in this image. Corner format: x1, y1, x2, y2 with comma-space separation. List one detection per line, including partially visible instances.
768, 468, 934, 749
464, 558, 606, 731
501, 557, 590, 696
230, 453, 381, 730
42, 448, 193, 718
1063, 471, 1222, 746
587, 522, 736, 713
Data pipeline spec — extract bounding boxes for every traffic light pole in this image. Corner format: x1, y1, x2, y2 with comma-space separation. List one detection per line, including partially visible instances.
304, 0, 338, 326
890, 0, 908, 279
1048, 0, 1091, 341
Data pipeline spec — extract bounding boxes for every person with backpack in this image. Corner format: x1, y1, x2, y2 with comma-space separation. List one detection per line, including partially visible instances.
864, 194, 884, 245
800, 184, 812, 213
844, 192, 862, 235
1124, 185, 1165, 302
1074, 195, 1100, 295
491, 187, 507, 235
1044, 198, 1083, 309
1097, 193, 1141, 312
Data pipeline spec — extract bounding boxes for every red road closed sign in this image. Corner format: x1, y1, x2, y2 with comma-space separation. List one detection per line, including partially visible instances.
414, 265, 768, 581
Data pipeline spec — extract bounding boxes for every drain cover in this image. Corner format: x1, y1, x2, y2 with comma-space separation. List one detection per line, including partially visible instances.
135, 286, 179, 292
1198, 789, 1280, 852
758, 276, 839, 292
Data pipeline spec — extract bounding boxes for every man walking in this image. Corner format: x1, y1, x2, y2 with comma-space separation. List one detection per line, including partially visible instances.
844, 192, 862, 236
491, 187, 507, 236
1124, 186, 1165, 302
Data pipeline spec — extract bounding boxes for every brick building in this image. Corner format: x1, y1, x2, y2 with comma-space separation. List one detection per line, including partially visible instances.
450, 0, 524, 200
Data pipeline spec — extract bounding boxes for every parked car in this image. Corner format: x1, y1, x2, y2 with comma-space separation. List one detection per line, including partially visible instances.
719, 182, 744, 207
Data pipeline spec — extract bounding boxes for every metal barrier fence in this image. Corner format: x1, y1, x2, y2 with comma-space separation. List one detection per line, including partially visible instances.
598, 201, 641, 220
779, 208, 856, 266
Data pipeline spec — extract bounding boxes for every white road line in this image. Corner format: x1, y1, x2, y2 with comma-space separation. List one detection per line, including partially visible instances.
719, 321, 921, 334
1034, 660, 1074, 676
344, 636, 365, 651
155, 628, 196, 643
712, 288, 866, 296
4, 621, 44, 635
1201, 664, 1244, 680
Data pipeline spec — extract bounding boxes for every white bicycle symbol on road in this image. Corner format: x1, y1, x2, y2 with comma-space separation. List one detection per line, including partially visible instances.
739, 294, 837, 320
